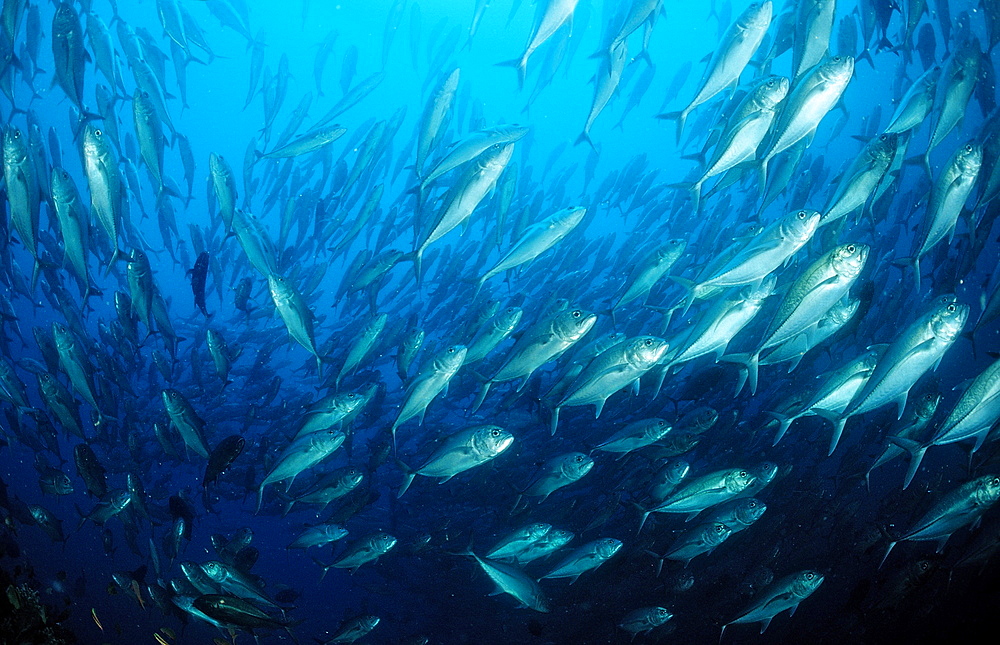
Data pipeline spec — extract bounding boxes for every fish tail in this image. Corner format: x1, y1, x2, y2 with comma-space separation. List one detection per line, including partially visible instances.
574, 130, 596, 151
496, 56, 527, 89
396, 459, 416, 498
888, 436, 929, 490
469, 380, 492, 415
655, 110, 686, 145
766, 411, 793, 446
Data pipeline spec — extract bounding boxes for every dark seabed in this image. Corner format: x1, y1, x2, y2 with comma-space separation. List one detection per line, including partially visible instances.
1, 0, 1000, 643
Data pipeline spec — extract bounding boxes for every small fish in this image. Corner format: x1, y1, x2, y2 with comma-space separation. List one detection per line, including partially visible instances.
91, 607, 103, 632
187, 252, 211, 317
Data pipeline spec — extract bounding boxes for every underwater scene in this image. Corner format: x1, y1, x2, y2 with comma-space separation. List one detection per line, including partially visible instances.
0, 0, 999, 642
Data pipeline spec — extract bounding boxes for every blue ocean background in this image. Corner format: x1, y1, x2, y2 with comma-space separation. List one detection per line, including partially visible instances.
1, 0, 999, 643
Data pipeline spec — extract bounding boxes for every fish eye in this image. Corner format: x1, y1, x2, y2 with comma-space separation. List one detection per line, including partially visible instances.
805, 572, 814, 580
947, 304, 956, 312
846, 245, 855, 253
644, 339, 653, 346
879, 134, 888, 141
966, 145, 973, 152
766, 79, 774, 86
575, 455, 584, 462
832, 56, 841, 62
572, 310, 581, 317
748, 501, 757, 507
490, 429, 500, 437
797, 211, 806, 219
739, 471, 747, 477
95, 129, 102, 137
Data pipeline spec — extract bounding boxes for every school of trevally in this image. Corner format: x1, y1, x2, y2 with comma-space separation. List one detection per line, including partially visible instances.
2, 0, 1000, 642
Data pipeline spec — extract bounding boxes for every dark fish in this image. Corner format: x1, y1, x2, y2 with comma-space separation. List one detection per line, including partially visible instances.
187, 251, 211, 317
203, 435, 246, 487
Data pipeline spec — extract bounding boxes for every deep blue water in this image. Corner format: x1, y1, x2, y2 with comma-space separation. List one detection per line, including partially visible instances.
1, 0, 999, 643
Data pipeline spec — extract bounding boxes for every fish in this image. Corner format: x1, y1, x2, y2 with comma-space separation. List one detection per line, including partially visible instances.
187, 252, 211, 318
757, 55, 854, 186
881, 475, 1000, 567
397, 424, 513, 497
539, 537, 622, 583
459, 548, 550, 612
659, 1, 772, 142
498, 0, 580, 87
722, 570, 824, 637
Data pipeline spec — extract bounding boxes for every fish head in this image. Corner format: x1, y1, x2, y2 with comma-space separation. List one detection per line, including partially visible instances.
331, 390, 363, 414
626, 336, 670, 368
929, 301, 969, 342
742, 274, 778, 304
559, 452, 595, 480
267, 274, 291, 302
596, 537, 623, 559
495, 124, 530, 142
687, 407, 719, 432
53, 3, 78, 30
109, 490, 132, 510
781, 209, 822, 244
827, 297, 860, 325
914, 392, 942, 419
50, 167, 77, 201
324, 524, 349, 540
975, 475, 1000, 505
202, 562, 229, 584
83, 125, 112, 159
755, 75, 790, 108
956, 40, 981, 71
642, 419, 672, 441
706, 522, 732, 545
55, 473, 74, 494
433, 345, 468, 372
339, 467, 365, 489
656, 239, 687, 264
553, 206, 587, 230
313, 429, 346, 452
664, 459, 691, 483
831, 243, 870, 279
726, 468, 756, 492
651, 607, 673, 625
548, 530, 575, 548
51, 322, 71, 346
471, 425, 514, 457
525, 523, 553, 540
28, 505, 47, 524
753, 462, 779, 483
3, 127, 26, 163
868, 132, 898, 161
817, 55, 855, 85
954, 141, 983, 176
737, 498, 767, 524
552, 308, 598, 342
739, 1, 773, 30
792, 570, 824, 597
496, 306, 524, 332
161, 388, 184, 412
373, 532, 397, 553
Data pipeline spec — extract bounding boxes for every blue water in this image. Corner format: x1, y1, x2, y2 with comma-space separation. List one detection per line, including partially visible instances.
1, 0, 999, 643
